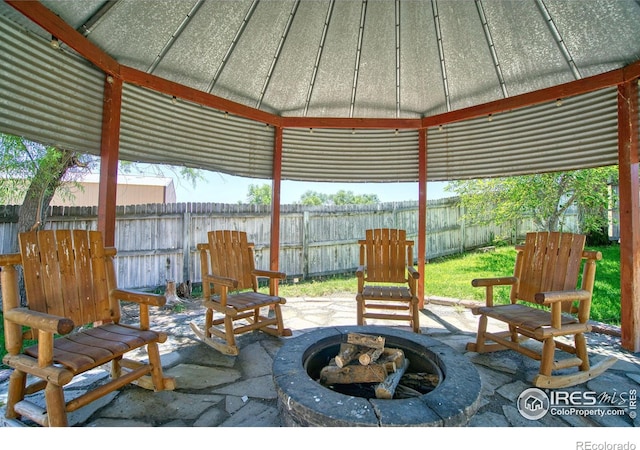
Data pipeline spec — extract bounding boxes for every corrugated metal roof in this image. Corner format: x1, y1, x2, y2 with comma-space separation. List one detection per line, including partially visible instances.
0, 0, 639, 183
427, 88, 620, 180
120, 84, 276, 179
0, 15, 104, 154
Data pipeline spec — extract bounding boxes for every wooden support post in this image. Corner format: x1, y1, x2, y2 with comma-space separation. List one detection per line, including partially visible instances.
98, 74, 122, 247
618, 80, 640, 352
418, 128, 427, 307
270, 126, 283, 295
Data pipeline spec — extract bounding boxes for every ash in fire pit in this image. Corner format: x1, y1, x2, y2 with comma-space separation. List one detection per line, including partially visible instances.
315, 332, 440, 400
273, 326, 481, 427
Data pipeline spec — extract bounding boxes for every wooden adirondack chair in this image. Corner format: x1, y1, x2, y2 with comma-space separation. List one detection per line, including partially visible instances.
355, 228, 421, 333
0, 229, 175, 427
466, 231, 617, 388
190, 230, 292, 355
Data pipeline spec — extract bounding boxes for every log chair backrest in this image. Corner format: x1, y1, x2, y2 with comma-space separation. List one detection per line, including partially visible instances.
18, 229, 115, 326
206, 230, 257, 293
359, 228, 413, 284
513, 231, 586, 305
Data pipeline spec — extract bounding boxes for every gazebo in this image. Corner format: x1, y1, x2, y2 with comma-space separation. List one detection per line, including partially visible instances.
0, 0, 638, 351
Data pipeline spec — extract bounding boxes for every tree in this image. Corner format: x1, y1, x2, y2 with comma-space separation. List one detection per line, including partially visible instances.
331, 190, 379, 205
0, 134, 91, 236
446, 168, 618, 237
247, 185, 381, 206
120, 160, 203, 190
299, 190, 329, 206
299, 189, 379, 206
246, 183, 272, 205
1, 132, 205, 238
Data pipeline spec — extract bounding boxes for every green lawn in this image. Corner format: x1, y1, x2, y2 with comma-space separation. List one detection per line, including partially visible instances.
277, 243, 622, 325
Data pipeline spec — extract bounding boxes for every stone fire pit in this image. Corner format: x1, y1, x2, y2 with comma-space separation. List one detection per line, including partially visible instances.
273, 326, 481, 427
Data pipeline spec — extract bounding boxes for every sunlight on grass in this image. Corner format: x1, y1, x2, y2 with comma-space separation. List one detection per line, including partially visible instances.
424, 248, 518, 304
278, 276, 358, 297
589, 245, 621, 324
276, 244, 621, 325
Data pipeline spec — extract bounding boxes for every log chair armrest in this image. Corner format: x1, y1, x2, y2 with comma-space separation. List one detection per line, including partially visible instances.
407, 266, 420, 279
202, 273, 238, 289
111, 288, 167, 307
356, 265, 365, 278
0, 253, 21, 266
472, 276, 518, 307
4, 307, 75, 335
534, 289, 591, 305
252, 269, 286, 280
471, 276, 518, 288
253, 269, 286, 297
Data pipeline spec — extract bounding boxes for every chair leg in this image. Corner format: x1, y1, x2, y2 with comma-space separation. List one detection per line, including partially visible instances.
411, 300, 420, 333
273, 303, 292, 336
474, 315, 489, 352
574, 333, 590, 371
540, 338, 555, 377
224, 315, 237, 350
205, 309, 214, 339
44, 382, 67, 427
147, 342, 171, 391
509, 324, 519, 343
356, 296, 364, 326
110, 355, 123, 379
5, 369, 26, 419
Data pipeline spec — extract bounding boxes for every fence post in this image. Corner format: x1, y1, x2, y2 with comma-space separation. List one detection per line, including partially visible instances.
182, 205, 191, 283
459, 203, 466, 253
302, 210, 310, 279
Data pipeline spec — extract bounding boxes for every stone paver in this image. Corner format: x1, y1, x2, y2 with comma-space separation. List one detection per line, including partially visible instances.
1, 295, 639, 430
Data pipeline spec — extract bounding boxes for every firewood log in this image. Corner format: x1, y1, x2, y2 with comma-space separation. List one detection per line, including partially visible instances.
358, 347, 384, 365
346, 333, 385, 349
320, 363, 388, 385
375, 358, 410, 399
335, 343, 360, 368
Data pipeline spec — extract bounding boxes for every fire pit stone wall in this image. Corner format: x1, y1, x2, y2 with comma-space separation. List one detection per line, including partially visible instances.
273, 325, 482, 427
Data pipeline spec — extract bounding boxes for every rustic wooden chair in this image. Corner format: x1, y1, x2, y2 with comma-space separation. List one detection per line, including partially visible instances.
466, 231, 617, 388
0, 229, 175, 427
190, 230, 292, 355
355, 228, 421, 333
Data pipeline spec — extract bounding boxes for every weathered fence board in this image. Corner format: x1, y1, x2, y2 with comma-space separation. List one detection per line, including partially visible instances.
0, 198, 581, 290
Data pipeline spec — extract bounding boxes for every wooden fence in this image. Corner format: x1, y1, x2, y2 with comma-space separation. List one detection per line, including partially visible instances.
0, 198, 577, 290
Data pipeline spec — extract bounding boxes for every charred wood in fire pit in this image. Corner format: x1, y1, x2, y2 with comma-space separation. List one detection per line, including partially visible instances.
394, 384, 423, 398
399, 372, 440, 394
375, 358, 410, 399
320, 360, 388, 384
319, 335, 414, 389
